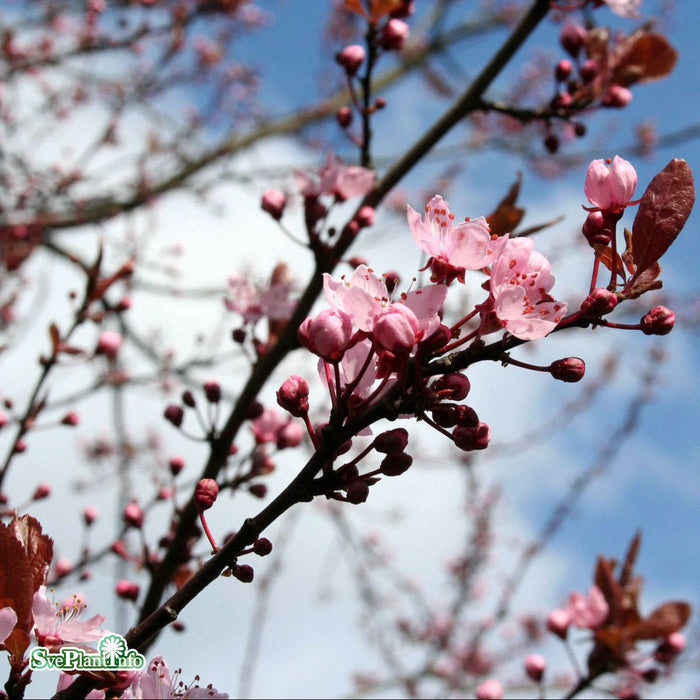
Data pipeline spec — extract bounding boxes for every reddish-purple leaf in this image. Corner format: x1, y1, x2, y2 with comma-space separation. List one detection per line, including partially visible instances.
9, 514, 53, 593
625, 601, 691, 642
631, 159, 695, 280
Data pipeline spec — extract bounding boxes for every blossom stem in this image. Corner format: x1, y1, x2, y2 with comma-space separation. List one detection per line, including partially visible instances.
441, 328, 479, 354
198, 510, 219, 554
498, 353, 551, 374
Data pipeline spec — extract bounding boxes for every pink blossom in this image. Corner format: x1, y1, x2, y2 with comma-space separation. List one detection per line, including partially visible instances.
129, 656, 228, 699
601, 0, 641, 18
407, 195, 501, 284
294, 152, 374, 200
32, 587, 108, 651
565, 585, 609, 629
224, 274, 295, 324
488, 237, 567, 340
249, 407, 302, 448
95, 330, 122, 358
323, 264, 446, 346
0, 606, 17, 645
476, 678, 504, 699
584, 156, 637, 210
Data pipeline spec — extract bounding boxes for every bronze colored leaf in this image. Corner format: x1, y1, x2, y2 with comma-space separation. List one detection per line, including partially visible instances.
626, 601, 691, 642
619, 531, 641, 587
9, 514, 54, 592
343, 0, 402, 22
486, 174, 525, 238
631, 159, 694, 281
613, 34, 678, 87
596, 247, 626, 283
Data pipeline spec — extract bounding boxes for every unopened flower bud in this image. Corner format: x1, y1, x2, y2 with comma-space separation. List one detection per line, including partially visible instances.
602, 85, 632, 108
194, 478, 219, 511
111, 540, 129, 559
276, 375, 309, 417
356, 206, 375, 228
431, 404, 457, 428
419, 323, 451, 353
453, 422, 491, 451
95, 330, 122, 358
61, 411, 80, 426
116, 580, 140, 601
233, 563, 254, 583
380, 452, 413, 476
641, 306, 675, 335
164, 404, 184, 427
524, 654, 546, 683
654, 632, 686, 663
374, 428, 408, 454
346, 481, 370, 504
0, 411, 8, 429
245, 400, 264, 420
169, 456, 185, 476
432, 373, 470, 401
381, 19, 409, 50
115, 296, 132, 313
248, 483, 267, 498
547, 608, 570, 639
336, 44, 365, 76
182, 390, 196, 407
253, 538, 273, 556
14, 439, 27, 454
260, 189, 286, 221
550, 357, 585, 383
83, 506, 99, 526
585, 156, 637, 211
544, 133, 560, 154
336, 106, 353, 128
298, 308, 352, 362
476, 679, 503, 700
555, 59, 573, 82
581, 288, 618, 319
33, 483, 51, 500
579, 59, 599, 83
123, 502, 144, 529
204, 379, 221, 403
54, 558, 73, 577
560, 23, 587, 57
455, 405, 479, 428
582, 210, 613, 247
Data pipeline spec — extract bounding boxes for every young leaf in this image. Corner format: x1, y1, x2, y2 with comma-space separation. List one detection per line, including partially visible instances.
631, 159, 695, 281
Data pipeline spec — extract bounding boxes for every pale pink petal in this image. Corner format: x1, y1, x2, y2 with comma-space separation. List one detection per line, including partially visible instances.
0, 607, 17, 645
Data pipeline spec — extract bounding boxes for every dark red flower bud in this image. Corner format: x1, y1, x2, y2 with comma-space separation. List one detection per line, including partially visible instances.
432, 373, 471, 401
204, 379, 221, 403
641, 306, 675, 335
453, 422, 491, 451
419, 324, 451, 353
248, 483, 267, 499
550, 357, 585, 383
276, 375, 309, 417
83, 506, 99, 526
182, 390, 196, 407
245, 400, 264, 420
253, 538, 273, 556
194, 478, 219, 511
336, 106, 353, 128
582, 210, 612, 247
579, 59, 599, 83
232, 328, 246, 344
374, 428, 409, 454
546, 609, 570, 639
111, 540, 129, 559
116, 580, 140, 601
233, 564, 254, 583
346, 481, 370, 504
455, 405, 479, 428
380, 452, 413, 476
164, 404, 184, 427
356, 206, 375, 228
431, 404, 457, 428
580, 288, 618, 319
560, 23, 587, 58
33, 483, 51, 500
544, 133, 560, 154
381, 18, 409, 51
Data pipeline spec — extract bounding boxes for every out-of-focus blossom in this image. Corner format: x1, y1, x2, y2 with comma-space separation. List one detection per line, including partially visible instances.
566, 585, 609, 629
129, 655, 228, 698
294, 152, 374, 201
224, 274, 295, 324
